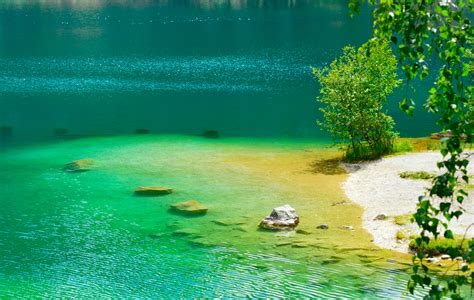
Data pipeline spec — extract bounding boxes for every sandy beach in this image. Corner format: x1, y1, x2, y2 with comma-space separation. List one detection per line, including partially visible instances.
343, 151, 474, 253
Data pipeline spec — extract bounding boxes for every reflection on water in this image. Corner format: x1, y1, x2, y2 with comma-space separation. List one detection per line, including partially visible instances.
1, 0, 346, 11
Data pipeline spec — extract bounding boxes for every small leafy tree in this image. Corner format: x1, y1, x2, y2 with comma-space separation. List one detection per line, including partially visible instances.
313, 41, 401, 161
348, 1, 473, 298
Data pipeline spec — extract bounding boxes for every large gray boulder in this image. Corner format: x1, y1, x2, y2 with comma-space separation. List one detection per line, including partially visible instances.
259, 204, 299, 230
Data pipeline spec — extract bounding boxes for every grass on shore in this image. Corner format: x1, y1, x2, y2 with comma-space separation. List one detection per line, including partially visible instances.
399, 171, 436, 180
409, 236, 471, 256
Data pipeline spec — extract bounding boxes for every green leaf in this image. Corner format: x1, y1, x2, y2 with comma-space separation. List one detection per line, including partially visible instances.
444, 230, 454, 239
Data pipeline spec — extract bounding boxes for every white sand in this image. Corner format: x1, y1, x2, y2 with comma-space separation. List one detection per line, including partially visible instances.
343, 152, 474, 253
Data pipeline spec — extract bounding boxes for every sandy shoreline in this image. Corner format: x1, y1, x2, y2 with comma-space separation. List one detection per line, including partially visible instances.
343, 151, 474, 253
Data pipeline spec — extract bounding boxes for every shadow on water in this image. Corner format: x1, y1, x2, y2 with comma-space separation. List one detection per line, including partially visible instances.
307, 157, 346, 175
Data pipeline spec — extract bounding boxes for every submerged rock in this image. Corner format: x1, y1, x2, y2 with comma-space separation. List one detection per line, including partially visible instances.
202, 130, 219, 139
317, 224, 329, 230
259, 204, 299, 230
212, 219, 246, 226
340, 225, 354, 230
54, 128, 69, 137
332, 201, 350, 206
170, 200, 208, 216
135, 129, 150, 134
64, 158, 94, 172
0, 125, 12, 137
373, 214, 387, 221
147, 233, 161, 239
134, 186, 173, 196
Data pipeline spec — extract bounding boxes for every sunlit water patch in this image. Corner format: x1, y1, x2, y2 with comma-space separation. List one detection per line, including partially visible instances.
0, 53, 317, 95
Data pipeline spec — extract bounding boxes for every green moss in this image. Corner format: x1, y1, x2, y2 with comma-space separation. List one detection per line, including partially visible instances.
394, 214, 411, 225
396, 231, 406, 240
399, 171, 436, 180
409, 236, 471, 256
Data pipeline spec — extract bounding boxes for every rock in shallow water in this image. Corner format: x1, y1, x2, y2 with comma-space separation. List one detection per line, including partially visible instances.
202, 130, 219, 139
134, 186, 173, 196
259, 204, 299, 230
170, 200, 208, 216
64, 158, 94, 172
317, 224, 329, 230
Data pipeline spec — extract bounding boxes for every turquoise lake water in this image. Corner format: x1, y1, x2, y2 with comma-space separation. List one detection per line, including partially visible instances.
0, 0, 442, 298
0, 0, 436, 145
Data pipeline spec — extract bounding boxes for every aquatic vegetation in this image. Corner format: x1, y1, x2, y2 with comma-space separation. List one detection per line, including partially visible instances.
313, 40, 401, 162
399, 171, 436, 180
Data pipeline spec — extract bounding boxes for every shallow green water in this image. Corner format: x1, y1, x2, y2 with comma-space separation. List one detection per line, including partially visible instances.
0, 0, 436, 145
0, 135, 425, 298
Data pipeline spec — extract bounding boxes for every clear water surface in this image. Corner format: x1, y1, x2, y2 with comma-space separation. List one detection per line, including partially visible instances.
0, 0, 439, 298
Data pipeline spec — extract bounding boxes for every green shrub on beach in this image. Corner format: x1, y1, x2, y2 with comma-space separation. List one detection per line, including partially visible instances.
313, 40, 401, 162
399, 171, 436, 180
409, 237, 471, 256
392, 140, 414, 153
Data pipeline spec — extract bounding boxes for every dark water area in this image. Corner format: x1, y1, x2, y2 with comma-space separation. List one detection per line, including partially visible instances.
0, 0, 437, 146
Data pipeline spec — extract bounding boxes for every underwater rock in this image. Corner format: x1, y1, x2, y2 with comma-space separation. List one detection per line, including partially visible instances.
340, 225, 354, 230
170, 200, 208, 216
331, 200, 350, 206
64, 158, 94, 172
54, 128, 68, 137
0, 126, 12, 138
134, 186, 173, 196
373, 213, 387, 221
135, 129, 150, 134
274, 230, 296, 237
172, 228, 201, 237
317, 224, 329, 230
212, 219, 246, 226
296, 229, 311, 235
259, 204, 299, 230
202, 130, 219, 139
